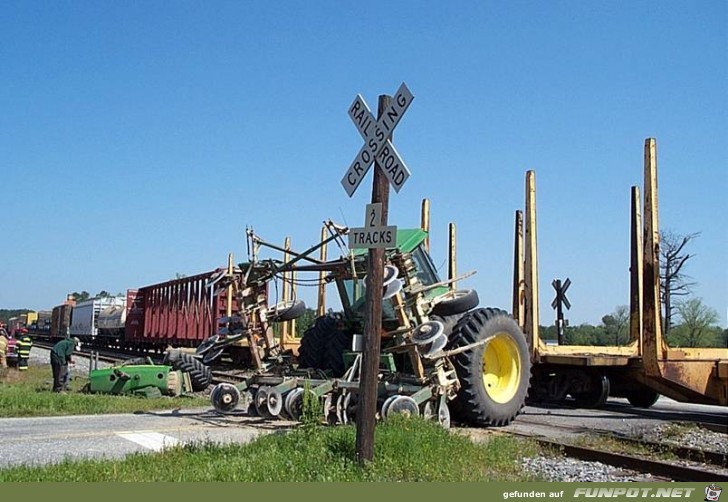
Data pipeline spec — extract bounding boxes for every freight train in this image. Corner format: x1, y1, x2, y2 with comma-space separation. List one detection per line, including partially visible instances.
27, 269, 234, 353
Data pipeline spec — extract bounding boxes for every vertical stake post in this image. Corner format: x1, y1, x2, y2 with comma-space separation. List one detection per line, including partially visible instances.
317, 225, 328, 317
448, 223, 457, 291
421, 198, 430, 253
512, 210, 525, 328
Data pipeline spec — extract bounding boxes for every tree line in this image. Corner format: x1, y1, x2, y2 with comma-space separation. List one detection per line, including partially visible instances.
541, 299, 726, 348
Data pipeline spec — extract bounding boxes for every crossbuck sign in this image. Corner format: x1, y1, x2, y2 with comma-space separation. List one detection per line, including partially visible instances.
341, 83, 413, 197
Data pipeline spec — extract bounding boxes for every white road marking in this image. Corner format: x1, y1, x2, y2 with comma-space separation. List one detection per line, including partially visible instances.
116, 431, 180, 451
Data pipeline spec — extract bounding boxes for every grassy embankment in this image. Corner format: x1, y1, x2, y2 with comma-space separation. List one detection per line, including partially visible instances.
0, 365, 208, 417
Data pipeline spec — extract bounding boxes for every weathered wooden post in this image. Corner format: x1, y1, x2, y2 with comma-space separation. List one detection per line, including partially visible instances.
340, 83, 414, 463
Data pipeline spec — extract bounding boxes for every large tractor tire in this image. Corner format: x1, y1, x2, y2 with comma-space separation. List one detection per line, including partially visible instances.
170, 353, 211, 391
298, 315, 351, 377
448, 307, 530, 426
298, 315, 334, 370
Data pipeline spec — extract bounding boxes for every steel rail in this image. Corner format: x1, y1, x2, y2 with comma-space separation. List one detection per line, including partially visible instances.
526, 435, 728, 482
514, 415, 727, 468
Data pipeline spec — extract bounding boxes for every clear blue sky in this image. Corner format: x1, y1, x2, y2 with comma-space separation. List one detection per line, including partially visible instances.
1, 1, 725, 326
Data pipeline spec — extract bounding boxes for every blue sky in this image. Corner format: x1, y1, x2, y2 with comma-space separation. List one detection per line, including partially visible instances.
1, 1, 725, 326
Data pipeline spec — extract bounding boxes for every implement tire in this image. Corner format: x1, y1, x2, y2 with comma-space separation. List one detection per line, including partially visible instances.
171, 353, 211, 391
269, 300, 306, 323
448, 307, 530, 426
431, 289, 479, 316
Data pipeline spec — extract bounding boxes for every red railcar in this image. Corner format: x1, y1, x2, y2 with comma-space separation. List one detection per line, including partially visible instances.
124, 270, 236, 350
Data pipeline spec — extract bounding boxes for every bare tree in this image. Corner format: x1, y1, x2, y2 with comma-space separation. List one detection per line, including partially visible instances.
660, 230, 699, 334
674, 298, 718, 348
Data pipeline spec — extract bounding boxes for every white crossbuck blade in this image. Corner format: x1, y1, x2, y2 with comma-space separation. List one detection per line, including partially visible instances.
341, 82, 414, 197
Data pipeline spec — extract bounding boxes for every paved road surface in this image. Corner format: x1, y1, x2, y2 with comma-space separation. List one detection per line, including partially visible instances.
0, 407, 293, 468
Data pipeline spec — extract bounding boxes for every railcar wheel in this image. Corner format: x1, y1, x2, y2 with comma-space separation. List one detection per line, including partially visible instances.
625, 388, 660, 408
572, 373, 610, 409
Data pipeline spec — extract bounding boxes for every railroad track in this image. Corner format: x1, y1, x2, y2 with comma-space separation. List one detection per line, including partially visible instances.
512, 415, 727, 468
512, 433, 728, 482
490, 414, 728, 482
604, 401, 728, 433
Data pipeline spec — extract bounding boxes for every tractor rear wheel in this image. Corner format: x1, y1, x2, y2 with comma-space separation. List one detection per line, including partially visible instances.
448, 307, 530, 426
171, 353, 211, 391
298, 315, 351, 377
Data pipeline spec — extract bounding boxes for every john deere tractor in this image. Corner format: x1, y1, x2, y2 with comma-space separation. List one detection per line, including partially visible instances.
206, 223, 531, 428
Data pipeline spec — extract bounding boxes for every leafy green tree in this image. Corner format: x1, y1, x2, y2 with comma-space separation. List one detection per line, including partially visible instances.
539, 325, 558, 342
565, 323, 601, 345
295, 308, 318, 337
668, 297, 719, 348
70, 291, 90, 302
601, 305, 630, 346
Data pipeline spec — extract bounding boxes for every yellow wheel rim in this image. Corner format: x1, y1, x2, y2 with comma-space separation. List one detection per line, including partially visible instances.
482, 332, 521, 404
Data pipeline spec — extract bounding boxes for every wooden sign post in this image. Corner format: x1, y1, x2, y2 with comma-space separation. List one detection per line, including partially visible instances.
341, 83, 413, 463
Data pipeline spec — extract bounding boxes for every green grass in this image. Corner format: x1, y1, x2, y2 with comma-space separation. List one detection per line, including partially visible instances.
0, 365, 208, 417
0, 416, 542, 482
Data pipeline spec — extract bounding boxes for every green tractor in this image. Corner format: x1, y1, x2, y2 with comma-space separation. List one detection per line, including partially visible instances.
88, 357, 196, 398
206, 222, 531, 428
295, 228, 531, 427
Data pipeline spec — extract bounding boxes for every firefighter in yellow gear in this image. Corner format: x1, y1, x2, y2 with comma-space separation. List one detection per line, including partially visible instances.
15, 329, 33, 371
0, 327, 8, 369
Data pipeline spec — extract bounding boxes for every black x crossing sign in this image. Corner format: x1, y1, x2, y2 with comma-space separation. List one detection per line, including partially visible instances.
551, 278, 571, 310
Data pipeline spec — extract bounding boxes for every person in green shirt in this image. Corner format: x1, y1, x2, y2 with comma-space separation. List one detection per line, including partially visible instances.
50, 337, 80, 392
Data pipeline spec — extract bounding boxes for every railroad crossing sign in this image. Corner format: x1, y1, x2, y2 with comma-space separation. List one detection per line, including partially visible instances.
551, 278, 572, 310
341, 82, 413, 197
552, 278, 571, 345
348, 203, 397, 249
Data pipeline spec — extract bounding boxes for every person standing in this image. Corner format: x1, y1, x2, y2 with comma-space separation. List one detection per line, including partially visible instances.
0, 327, 8, 369
51, 337, 80, 392
15, 328, 33, 371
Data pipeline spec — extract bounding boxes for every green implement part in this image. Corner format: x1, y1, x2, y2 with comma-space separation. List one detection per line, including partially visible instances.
89, 365, 183, 397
